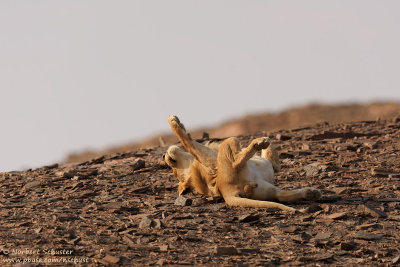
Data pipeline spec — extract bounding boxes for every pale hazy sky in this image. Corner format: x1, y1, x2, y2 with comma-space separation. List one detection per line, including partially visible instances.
1, 1, 399, 171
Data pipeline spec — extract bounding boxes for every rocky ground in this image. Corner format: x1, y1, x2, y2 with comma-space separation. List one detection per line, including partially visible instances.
1, 118, 400, 266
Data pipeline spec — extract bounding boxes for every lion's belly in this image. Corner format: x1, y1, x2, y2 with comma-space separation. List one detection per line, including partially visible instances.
245, 156, 275, 184
240, 157, 278, 200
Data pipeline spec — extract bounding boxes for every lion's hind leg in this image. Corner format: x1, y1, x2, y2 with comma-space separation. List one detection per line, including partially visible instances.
261, 145, 281, 172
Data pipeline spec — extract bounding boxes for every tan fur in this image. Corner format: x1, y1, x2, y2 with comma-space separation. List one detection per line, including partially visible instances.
164, 115, 321, 211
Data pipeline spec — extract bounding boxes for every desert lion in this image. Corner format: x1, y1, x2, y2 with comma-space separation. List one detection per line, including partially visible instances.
164, 115, 321, 211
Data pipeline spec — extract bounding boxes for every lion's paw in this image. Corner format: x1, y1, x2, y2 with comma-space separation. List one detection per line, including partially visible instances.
252, 137, 271, 150
304, 188, 321, 201
242, 182, 258, 198
178, 182, 190, 195
168, 115, 186, 131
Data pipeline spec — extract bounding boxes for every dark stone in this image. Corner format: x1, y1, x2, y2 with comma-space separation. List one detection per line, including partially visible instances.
340, 241, 358, 251
304, 204, 323, 213
238, 214, 260, 223
132, 159, 146, 171
276, 133, 291, 141
215, 246, 239, 256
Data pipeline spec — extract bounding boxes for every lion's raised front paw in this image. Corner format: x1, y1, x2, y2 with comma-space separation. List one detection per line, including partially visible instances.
252, 137, 271, 150
304, 188, 321, 201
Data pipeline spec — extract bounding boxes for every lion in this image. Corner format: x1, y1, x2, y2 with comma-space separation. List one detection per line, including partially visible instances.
164, 115, 321, 211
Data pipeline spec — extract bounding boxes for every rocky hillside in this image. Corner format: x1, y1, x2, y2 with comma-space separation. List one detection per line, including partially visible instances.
66, 102, 400, 163
1, 118, 399, 266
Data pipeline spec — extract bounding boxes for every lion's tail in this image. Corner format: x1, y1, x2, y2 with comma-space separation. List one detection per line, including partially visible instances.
224, 196, 296, 211
262, 145, 281, 172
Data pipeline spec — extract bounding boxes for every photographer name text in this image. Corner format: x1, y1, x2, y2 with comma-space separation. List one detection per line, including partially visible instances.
3, 248, 73, 256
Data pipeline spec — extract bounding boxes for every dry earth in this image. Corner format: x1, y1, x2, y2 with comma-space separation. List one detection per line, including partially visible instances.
1, 117, 400, 266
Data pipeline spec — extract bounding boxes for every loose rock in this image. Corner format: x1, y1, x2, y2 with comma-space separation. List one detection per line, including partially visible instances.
139, 216, 154, 229
238, 214, 260, 223
174, 195, 193, 206
304, 204, 323, 213
359, 204, 388, 218
132, 159, 146, 171
340, 241, 358, 251
215, 246, 239, 256
276, 133, 291, 141
326, 212, 347, 220
102, 254, 120, 264
354, 232, 384, 241
314, 232, 332, 241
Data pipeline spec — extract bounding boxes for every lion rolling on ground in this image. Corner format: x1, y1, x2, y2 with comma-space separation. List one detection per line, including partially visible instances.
164, 115, 321, 211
